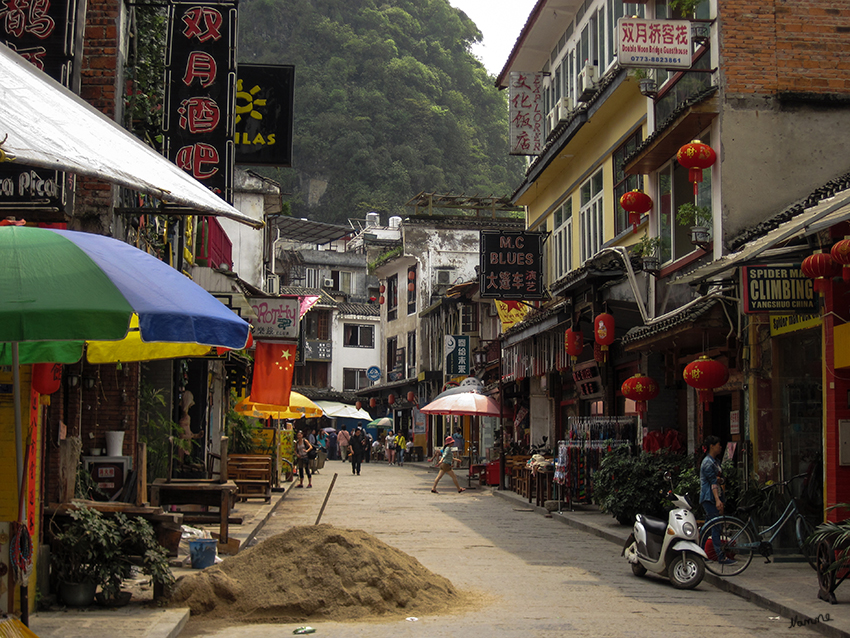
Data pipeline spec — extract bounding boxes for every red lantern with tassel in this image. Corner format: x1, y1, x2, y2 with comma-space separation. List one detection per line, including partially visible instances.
683, 356, 729, 411
621, 374, 659, 418
356, 401, 362, 410
594, 313, 615, 362
565, 327, 583, 365
388, 394, 395, 405
32, 363, 62, 395
677, 140, 717, 195
802, 249, 840, 295
831, 238, 850, 283
619, 190, 653, 233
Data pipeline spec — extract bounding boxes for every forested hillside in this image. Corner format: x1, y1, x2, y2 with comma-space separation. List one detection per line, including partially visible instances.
237, 0, 525, 225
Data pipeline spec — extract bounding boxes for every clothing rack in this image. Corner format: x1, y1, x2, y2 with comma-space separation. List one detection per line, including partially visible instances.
556, 417, 637, 506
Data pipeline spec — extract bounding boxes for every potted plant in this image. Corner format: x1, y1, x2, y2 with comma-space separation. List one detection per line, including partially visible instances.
670, 0, 705, 17
631, 234, 662, 274
50, 503, 175, 606
675, 202, 712, 245
630, 68, 657, 97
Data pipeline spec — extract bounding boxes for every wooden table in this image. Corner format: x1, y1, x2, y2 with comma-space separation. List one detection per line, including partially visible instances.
534, 469, 553, 507
149, 479, 238, 543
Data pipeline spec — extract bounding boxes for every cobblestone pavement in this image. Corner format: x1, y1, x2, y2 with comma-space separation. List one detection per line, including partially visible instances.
177, 462, 828, 638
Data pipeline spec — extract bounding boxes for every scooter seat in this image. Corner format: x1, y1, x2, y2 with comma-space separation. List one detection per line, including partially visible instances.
637, 513, 668, 536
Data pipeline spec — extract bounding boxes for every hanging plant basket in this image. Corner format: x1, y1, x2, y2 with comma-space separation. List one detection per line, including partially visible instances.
638, 78, 657, 98
691, 22, 711, 44
642, 255, 660, 274
690, 226, 711, 246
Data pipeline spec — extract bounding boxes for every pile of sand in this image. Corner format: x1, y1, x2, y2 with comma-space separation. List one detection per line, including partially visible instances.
169, 524, 460, 623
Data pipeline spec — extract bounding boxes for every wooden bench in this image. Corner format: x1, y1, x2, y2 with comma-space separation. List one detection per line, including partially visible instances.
227, 454, 273, 502
150, 478, 238, 546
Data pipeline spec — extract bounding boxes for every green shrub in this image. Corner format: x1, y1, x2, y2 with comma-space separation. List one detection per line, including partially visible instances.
593, 447, 696, 525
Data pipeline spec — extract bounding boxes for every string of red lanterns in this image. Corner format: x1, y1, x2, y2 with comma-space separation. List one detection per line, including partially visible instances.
683, 356, 729, 411
621, 373, 659, 418
619, 190, 653, 233
565, 327, 583, 365
801, 249, 840, 295
830, 238, 850, 283
677, 140, 716, 196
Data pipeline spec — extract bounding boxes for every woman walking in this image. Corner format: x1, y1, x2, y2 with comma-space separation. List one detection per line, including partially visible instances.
295, 430, 314, 488
431, 436, 465, 494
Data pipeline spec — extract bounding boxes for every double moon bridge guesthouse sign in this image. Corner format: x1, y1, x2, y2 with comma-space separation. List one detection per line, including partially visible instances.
479, 231, 545, 300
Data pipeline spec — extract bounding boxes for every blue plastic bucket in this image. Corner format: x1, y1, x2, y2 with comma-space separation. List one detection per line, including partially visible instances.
189, 538, 218, 569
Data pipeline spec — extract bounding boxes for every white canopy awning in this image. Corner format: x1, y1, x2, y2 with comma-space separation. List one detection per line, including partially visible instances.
0, 43, 263, 229
314, 400, 372, 420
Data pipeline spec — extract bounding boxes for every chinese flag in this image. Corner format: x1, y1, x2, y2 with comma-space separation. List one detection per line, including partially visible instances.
251, 341, 297, 406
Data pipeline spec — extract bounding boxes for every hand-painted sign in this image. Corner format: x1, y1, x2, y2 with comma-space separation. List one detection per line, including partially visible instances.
741, 265, 818, 314
165, 1, 236, 201
445, 335, 470, 376
509, 71, 544, 156
617, 18, 692, 69
234, 63, 294, 167
247, 295, 300, 339
480, 231, 545, 300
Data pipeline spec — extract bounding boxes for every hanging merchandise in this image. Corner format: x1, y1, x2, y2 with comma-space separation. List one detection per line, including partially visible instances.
682, 355, 729, 411
676, 140, 717, 195
594, 313, 615, 362
620, 374, 659, 418
619, 190, 653, 233
563, 416, 636, 503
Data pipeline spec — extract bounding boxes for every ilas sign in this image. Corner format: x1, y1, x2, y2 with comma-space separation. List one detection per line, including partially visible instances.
479, 231, 545, 300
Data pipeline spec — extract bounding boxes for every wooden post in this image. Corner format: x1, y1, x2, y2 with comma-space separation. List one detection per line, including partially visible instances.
137, 442, 148, 506
219, 436, 228, 483
315, 473, 337, 525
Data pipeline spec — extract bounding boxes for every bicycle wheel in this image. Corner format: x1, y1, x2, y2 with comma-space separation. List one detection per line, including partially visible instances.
795, 514, 817, 570
700, 517, 754, 576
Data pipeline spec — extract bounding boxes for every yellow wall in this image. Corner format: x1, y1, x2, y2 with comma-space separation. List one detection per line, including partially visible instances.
517, 83, 647, 274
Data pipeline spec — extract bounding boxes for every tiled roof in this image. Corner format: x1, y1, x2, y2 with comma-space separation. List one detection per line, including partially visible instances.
728, 171, 850, 251
337, 302, 380, 316
502, 298, 568, 338
278, 286, 337, 306
621, 298, 719, 344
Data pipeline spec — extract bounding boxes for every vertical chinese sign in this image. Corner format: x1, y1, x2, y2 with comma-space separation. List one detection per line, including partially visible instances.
164, 1, 236, 202
479, 231, 546, 300
0, 0, 76, 210
445, 335, 470, 377
508, 71, 543, 156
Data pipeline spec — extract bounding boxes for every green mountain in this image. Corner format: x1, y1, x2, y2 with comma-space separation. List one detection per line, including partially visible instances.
237, 0, 525, 224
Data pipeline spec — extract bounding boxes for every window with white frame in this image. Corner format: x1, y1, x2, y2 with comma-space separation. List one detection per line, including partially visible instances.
657, 132, 713, 264
552, 199, 573, 281
305, 267, 318, 288
343, 324, 374, 348
343, 368, 370, 391
579, 169, 604, 263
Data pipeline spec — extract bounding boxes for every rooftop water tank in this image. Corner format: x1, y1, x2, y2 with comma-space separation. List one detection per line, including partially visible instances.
366, 212, 380, 227
388, 216, 402, 229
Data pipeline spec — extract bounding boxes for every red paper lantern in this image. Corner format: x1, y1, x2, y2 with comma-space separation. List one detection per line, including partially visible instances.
388, 394, 395, 405
677, 140, 717, 195
802, 249, 840, 295
379, 295, 385, 304
379, 284, 386, 293
594, 313, 615, 361
408, 271, 416, 280
407, 282, 415, 292
683, 356, 729, 411
407, 391, 416, 403
831, 238, 850, 283
619, 191, 653, 233
565, 327, 583, 364
32, 363, 62, 395
356, 401, 362, 410
621, 374, 659, 418
370, 397, 377, 408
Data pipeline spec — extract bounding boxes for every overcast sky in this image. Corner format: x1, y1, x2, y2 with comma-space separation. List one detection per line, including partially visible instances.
450, 0, 538, 76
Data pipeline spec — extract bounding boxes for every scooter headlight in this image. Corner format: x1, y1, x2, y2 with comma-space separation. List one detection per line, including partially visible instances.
682, 522, 695, 537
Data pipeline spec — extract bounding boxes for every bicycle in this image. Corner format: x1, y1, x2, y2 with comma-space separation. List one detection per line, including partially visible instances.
698, 472, 818, 576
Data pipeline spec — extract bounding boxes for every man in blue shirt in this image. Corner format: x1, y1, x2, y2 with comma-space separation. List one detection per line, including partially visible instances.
700, 435, 735, 565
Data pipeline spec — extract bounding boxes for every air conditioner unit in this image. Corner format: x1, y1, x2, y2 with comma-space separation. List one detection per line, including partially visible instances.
546, 108, 559, 133
322, 277, 333, 288
557, 96, 573, 120
577, 63, 598, 102
436, 270, 452, 286
265, 273, 280, 295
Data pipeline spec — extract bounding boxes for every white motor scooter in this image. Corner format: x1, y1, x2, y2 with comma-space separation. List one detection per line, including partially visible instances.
622, 472, 707, 589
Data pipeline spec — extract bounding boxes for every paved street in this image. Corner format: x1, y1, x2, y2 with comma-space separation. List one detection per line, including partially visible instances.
179, 461, 820, 638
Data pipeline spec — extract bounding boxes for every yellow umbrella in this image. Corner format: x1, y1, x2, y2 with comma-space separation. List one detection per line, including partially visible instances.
234, 393, 323, 419
86, 314, 215, 363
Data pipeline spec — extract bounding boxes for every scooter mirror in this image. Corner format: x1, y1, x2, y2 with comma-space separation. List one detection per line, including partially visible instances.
663, 471, 672, 481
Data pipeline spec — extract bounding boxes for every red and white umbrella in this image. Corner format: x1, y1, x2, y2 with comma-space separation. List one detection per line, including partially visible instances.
420, 392, 502, 417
